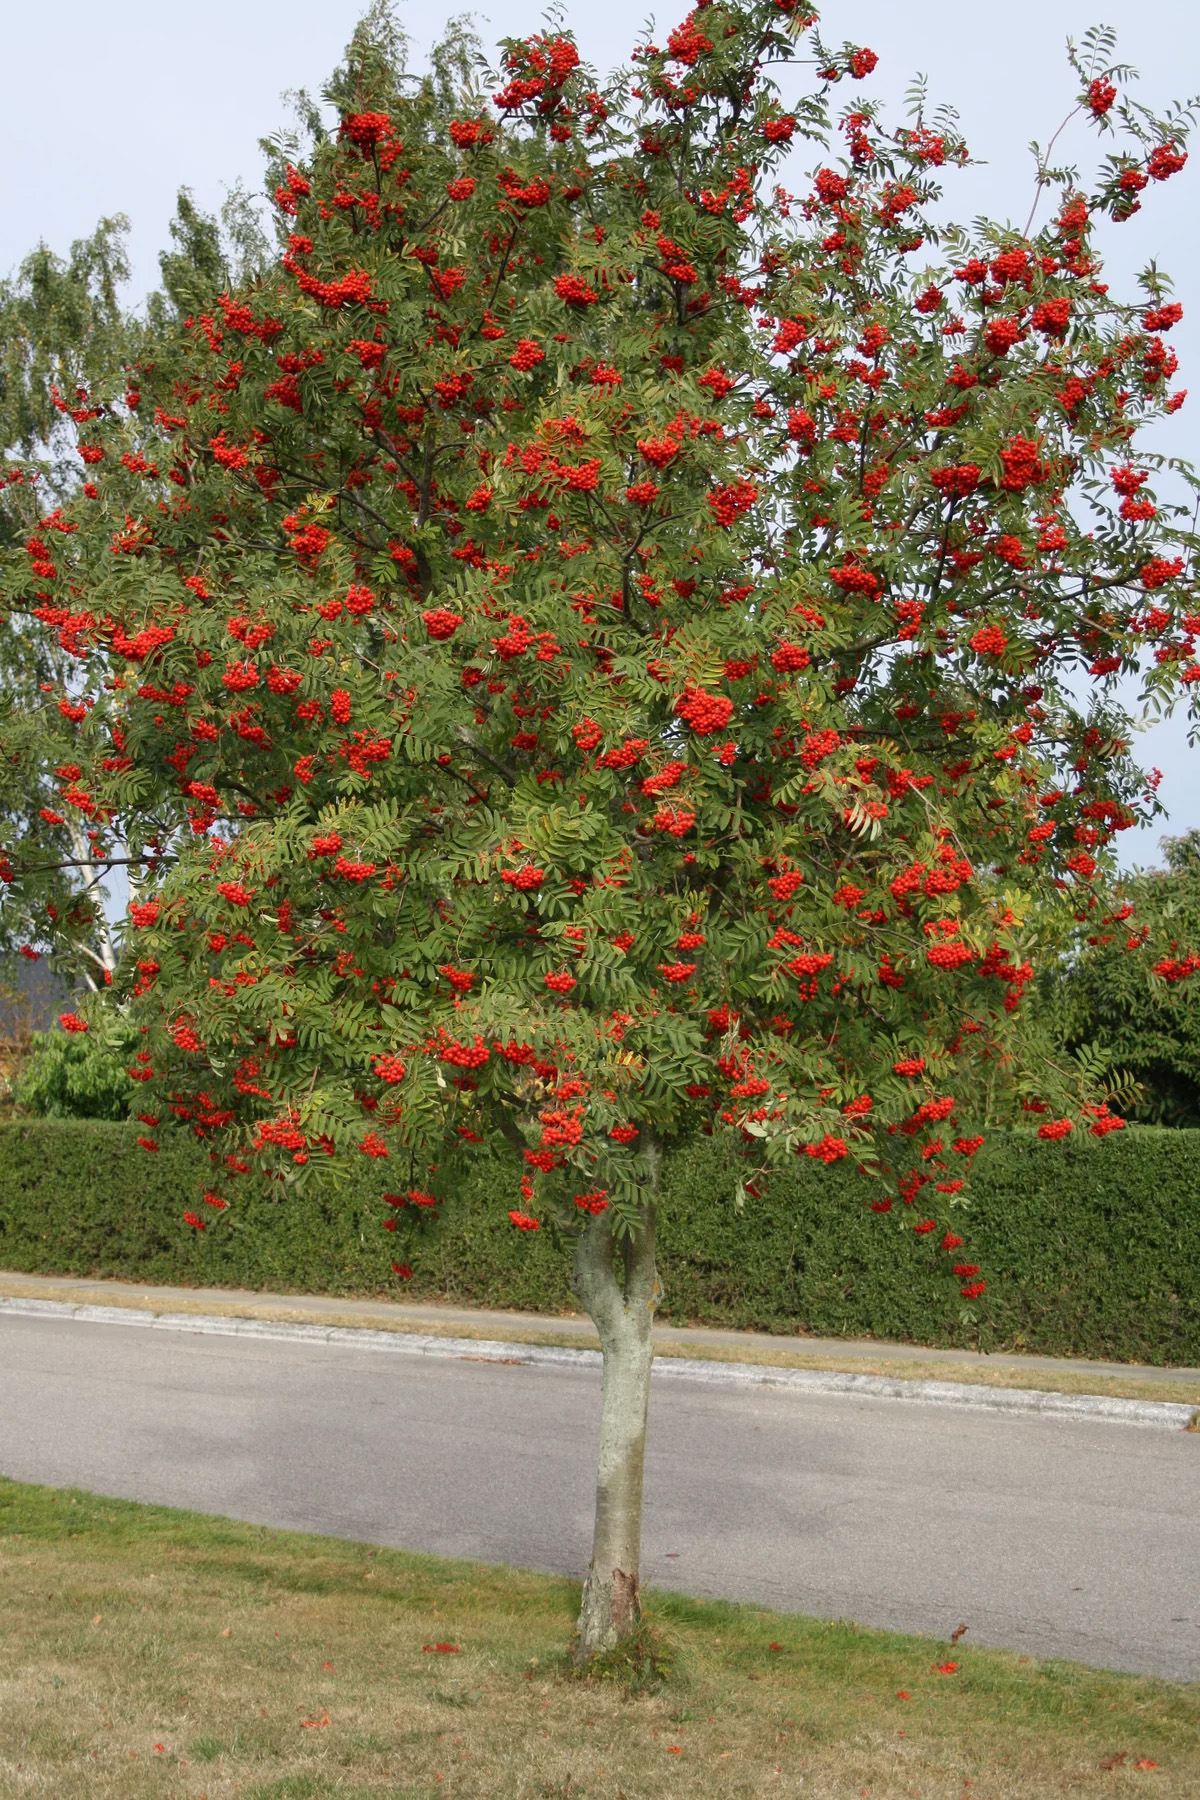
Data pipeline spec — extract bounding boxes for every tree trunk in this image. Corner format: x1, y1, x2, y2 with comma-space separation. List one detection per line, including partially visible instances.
571, 1180, 660, 1662
65, 817, 118, 991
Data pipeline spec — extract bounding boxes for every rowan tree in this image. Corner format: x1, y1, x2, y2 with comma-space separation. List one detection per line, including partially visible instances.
2, 3, 1197, 1656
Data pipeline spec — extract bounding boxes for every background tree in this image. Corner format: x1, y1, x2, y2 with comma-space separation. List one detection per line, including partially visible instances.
1044, 829, 1200, 1126
0, 191, 268, 982
0, 219, 136, 978
1, 1, 1196, 1658
11, 1024, 135, 1121
0, 218, 134, 538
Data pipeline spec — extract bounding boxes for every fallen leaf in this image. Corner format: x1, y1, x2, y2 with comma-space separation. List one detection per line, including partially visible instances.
950, 1623, 969, 1645
220, 1628, 232, 1638
896, 1691, 911, 1700
91, 1615, 102, 1626
423, 1643, 461, 1654
301, 1713, 331, 1729
936, 1661, 958, 1675
667, 1745, 682, 1754
1100, 1753, 1128, 1771
1134, 1762, 1158, 1772
768, 1642, 783, 1652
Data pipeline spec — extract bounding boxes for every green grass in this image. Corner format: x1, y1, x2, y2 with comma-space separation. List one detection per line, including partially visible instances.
0, 1476, 1196, 1798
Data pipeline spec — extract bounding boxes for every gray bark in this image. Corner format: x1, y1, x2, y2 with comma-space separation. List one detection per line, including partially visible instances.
571, 1166, 660, 1660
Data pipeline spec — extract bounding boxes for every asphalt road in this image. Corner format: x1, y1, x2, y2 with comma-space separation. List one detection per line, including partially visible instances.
1, 1313, 1196, 1680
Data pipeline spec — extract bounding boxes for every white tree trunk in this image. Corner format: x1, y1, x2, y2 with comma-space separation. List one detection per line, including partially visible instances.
65, 817, 118, 990
571, 1190, 659, 1660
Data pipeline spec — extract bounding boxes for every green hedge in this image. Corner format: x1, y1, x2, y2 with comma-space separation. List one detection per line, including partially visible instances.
1, 1120, 1197, 1365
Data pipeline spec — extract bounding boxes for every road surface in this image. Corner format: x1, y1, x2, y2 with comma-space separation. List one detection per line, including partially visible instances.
1, 1312, 1196, 1679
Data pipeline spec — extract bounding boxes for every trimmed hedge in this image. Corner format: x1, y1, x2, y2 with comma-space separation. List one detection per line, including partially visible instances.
1, 1119, 1198, 1364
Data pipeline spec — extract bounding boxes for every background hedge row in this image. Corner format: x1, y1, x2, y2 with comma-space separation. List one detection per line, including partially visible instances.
1, 1119, 1197, 1364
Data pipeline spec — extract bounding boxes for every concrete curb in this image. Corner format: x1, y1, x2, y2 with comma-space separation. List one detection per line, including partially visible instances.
3, 1296, 1196, 1431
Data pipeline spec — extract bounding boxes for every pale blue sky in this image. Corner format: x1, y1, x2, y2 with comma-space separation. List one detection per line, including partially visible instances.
3, 0, 1196, 866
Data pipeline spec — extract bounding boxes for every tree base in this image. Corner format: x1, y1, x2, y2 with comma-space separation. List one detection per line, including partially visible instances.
573, 1565, 641, 1663
567, 1611, 676, 1693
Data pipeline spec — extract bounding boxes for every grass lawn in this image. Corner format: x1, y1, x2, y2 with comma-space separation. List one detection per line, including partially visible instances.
0, 1477, 1195, 1799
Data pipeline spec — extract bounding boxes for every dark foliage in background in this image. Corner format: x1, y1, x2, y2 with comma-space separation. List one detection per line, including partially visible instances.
2, 1118, 1195, 1365
1044, 830, 1200, 1127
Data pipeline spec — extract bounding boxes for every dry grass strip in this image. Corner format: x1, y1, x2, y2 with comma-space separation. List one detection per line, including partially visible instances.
2, 1279, 1196, 1406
